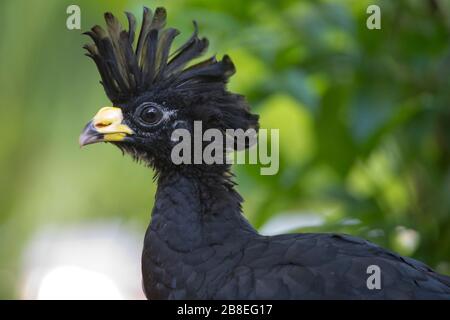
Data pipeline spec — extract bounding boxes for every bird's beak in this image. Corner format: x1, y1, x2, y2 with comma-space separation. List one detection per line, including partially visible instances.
79, 106, 134, 147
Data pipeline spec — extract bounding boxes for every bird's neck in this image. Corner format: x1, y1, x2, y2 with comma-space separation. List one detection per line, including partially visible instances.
147, 170, 256, 252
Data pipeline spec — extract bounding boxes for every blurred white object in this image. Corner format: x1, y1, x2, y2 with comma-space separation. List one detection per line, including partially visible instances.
37, 266, 123, 299
20, 221, 145, 300
394, 226, 420, 256
259, 212, 324, 236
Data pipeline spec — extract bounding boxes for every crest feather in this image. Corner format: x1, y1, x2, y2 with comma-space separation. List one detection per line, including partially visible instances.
84, 6, 235, 103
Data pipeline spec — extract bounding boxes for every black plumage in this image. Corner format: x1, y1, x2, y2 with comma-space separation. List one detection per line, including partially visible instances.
81, 7, 450, 299
83, 7, 227, 105
143, 173, 450, 299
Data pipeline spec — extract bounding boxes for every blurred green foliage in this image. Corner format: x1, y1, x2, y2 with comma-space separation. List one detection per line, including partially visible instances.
0, 0, 449, 298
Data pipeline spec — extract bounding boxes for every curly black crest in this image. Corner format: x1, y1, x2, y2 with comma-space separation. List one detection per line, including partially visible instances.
83, 7, 235, 104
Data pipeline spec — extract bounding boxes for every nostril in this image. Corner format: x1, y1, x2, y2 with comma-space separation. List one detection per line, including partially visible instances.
94, 121, 112, 129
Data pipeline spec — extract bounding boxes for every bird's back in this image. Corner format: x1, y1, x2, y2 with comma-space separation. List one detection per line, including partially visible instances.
211, 232, 450, 299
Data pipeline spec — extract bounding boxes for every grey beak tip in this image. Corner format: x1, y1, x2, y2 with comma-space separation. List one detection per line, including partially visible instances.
79, 121, 102, 147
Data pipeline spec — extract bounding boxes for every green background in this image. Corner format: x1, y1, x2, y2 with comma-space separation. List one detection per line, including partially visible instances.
0, 0, 449, 298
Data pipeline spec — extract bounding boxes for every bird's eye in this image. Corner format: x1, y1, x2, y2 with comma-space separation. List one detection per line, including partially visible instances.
139, 105, 163, 125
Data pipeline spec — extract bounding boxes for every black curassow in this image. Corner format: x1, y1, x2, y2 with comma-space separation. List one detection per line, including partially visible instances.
79, 7, 450, 299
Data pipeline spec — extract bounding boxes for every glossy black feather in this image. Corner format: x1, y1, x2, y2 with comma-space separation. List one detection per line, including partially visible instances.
84, 7, 233, 104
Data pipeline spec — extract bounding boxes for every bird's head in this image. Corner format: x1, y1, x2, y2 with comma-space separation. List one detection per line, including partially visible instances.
79, 7, 258, 173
